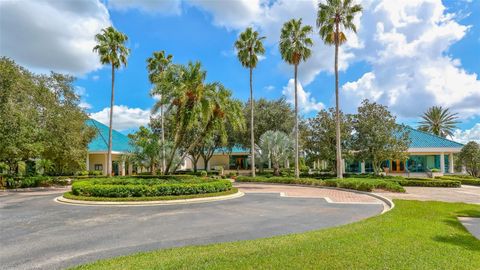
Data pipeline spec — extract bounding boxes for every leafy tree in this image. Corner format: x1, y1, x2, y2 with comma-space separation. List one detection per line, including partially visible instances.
0, 58, 95, 175
147, 51, 173, 174
128, 126, 161, 174
458, 141, 480, 177
256, 131, 294, 176
279, 18, 314, 179
93, 26, 130, 177
303, 108, 354, 173
36, 159, 53, 176
418, 106, 460, 138
353, 100, 410, 174
317, 0, 362, 178
235, 27, 266, 177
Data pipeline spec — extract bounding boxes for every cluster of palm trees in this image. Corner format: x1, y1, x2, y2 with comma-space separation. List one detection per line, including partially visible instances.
235, 0, 362, 179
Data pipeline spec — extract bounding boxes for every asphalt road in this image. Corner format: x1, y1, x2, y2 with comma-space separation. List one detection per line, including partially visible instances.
0, 191, 383, 270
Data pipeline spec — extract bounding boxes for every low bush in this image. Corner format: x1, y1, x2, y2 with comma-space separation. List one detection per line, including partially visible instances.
6, 176, 70, 188
200, 171, 208, 177
436, 176, 480, 186
236, 176, 325, 186
391, 178, 461, 188
71, 178, 232, 198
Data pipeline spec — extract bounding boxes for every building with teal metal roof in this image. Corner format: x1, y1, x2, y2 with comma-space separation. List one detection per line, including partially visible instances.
86, 119, 132, 176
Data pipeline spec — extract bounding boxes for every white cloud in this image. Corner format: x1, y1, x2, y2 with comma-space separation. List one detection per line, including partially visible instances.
108, 0, 182, 15
264, 85, 275, 92
453, 123, 480, 144
90, 105, 150, 131
92, 75, 100, 81
0, 0, 111, 75
340, 0, 480, 119
282, 78, 324, 114
79, 101, 92, 110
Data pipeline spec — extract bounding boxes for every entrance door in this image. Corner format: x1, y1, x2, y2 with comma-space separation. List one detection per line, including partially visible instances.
235, 158, 244, 169
391, 160, 404, 173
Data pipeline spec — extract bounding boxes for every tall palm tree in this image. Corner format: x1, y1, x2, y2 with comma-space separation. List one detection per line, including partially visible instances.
147, 51, 173, 174
93, 26, 129, 177
419, 106, 460, 138
234, 27, 265, 177
279, 19, 313, 179
317, 0, 362, 178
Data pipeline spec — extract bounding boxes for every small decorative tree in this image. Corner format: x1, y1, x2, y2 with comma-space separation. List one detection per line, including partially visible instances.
256, 131, 294, 176
458, 141, 480, 177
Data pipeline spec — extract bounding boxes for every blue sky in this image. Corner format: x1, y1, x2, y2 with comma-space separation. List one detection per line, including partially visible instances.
1, 0, 479, 142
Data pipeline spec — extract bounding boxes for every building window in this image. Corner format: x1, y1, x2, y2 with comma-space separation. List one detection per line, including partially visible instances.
94, 164, 103, 171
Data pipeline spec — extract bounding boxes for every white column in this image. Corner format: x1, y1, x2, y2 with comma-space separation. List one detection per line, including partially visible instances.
461, 165, 467, 174
86, 154, 90, 171
121, 161, 125, 176
440, 153, 445, 173
341, 159, 346, 174
128, 164, 133, 175
361, 161, 366, 174
103, 153, 108, 175
448, 153, 454, 174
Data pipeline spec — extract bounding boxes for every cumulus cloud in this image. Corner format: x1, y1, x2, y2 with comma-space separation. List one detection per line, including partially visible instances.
453, 123, 480, 144
108, 0, 182, 15
90, 105, 150, 131
282, 78, 324, 114
0, 0, 111, 75
340, 0, 480, 119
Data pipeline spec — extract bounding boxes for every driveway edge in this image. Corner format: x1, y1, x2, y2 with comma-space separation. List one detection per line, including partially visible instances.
235, 182, 395, 214
55, 191, 244, 206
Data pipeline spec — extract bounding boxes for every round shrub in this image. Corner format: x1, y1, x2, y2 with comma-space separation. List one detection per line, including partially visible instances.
71, 178, 232, 198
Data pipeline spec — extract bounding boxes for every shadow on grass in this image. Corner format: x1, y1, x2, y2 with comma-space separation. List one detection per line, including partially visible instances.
432, 234, 480, 251
456, 209, 480, 218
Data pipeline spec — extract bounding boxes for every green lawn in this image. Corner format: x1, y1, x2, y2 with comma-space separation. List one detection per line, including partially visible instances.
71, 200, 480, 270
63, 188, 238, 202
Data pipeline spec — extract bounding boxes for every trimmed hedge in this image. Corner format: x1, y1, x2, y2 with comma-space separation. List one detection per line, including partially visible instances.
236, 176, 405, 192
71, 178, 232, 198
236, 176, 325, 186
5, 176, 70, 188
390, 178, 461, 188
436, 176, 480, 186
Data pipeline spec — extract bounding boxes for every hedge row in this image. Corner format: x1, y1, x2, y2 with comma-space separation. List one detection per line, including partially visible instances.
392, 178, 461, 188
325, 178, 405, 192
436, 176, 480, 186
71, 179, 232, 198
4, 176, 70, 188
236, 176, 325, 186
235, 176, 405, 192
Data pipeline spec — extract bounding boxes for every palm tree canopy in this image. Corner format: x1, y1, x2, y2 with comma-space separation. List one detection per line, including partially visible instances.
93, 26, 130, 69
317, 0, 362, 45
234, 27, 266, 69
147, 51, 173, 84
279, 19, 314, 65
418, 106, 460, 138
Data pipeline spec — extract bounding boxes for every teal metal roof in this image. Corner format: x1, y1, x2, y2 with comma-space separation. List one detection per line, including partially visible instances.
86, 119, 132, 152
214, 146, 249, 154
406, 127, 463, 148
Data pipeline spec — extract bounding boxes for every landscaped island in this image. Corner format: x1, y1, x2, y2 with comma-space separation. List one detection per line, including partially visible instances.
64, 176, 235, 202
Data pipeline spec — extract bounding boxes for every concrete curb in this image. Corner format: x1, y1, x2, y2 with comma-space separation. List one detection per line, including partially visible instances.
235, 182, 395, 214
55, 191, 244, 207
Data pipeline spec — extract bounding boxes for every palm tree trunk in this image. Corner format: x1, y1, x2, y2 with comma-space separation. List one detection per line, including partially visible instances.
250, 66, 256, 177
107, 63, 115, 177
161, 103, 166, 175
294, 64, 299, 179
335, 21, 343, 179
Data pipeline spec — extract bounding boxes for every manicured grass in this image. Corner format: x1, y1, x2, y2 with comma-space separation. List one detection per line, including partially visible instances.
63, 188, 238, 202
71, 200, 480, 270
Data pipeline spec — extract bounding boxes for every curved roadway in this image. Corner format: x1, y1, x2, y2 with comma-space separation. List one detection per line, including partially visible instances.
0, 186, 383, 270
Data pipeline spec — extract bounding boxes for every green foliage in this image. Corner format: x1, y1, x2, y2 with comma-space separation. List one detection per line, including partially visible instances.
317, 0, 363, 46
236, 176, 325, 186
128, 126, 161, 174
279, 19, 313, 66
0, 58, 95, 175
6, 176, 70, 189
200, 171, 208, 177
234, 27, 266, 69
457, 141, 480, 177
418, 106, 459, 138
353, 100, 410, 174
303, 108, 354, 173
71, 178, 232, 198
394, 178, 461, 188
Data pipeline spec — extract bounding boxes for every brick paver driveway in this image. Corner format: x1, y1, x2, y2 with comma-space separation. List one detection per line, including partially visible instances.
376, 185, 480, 204
0, 186, 383, 270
